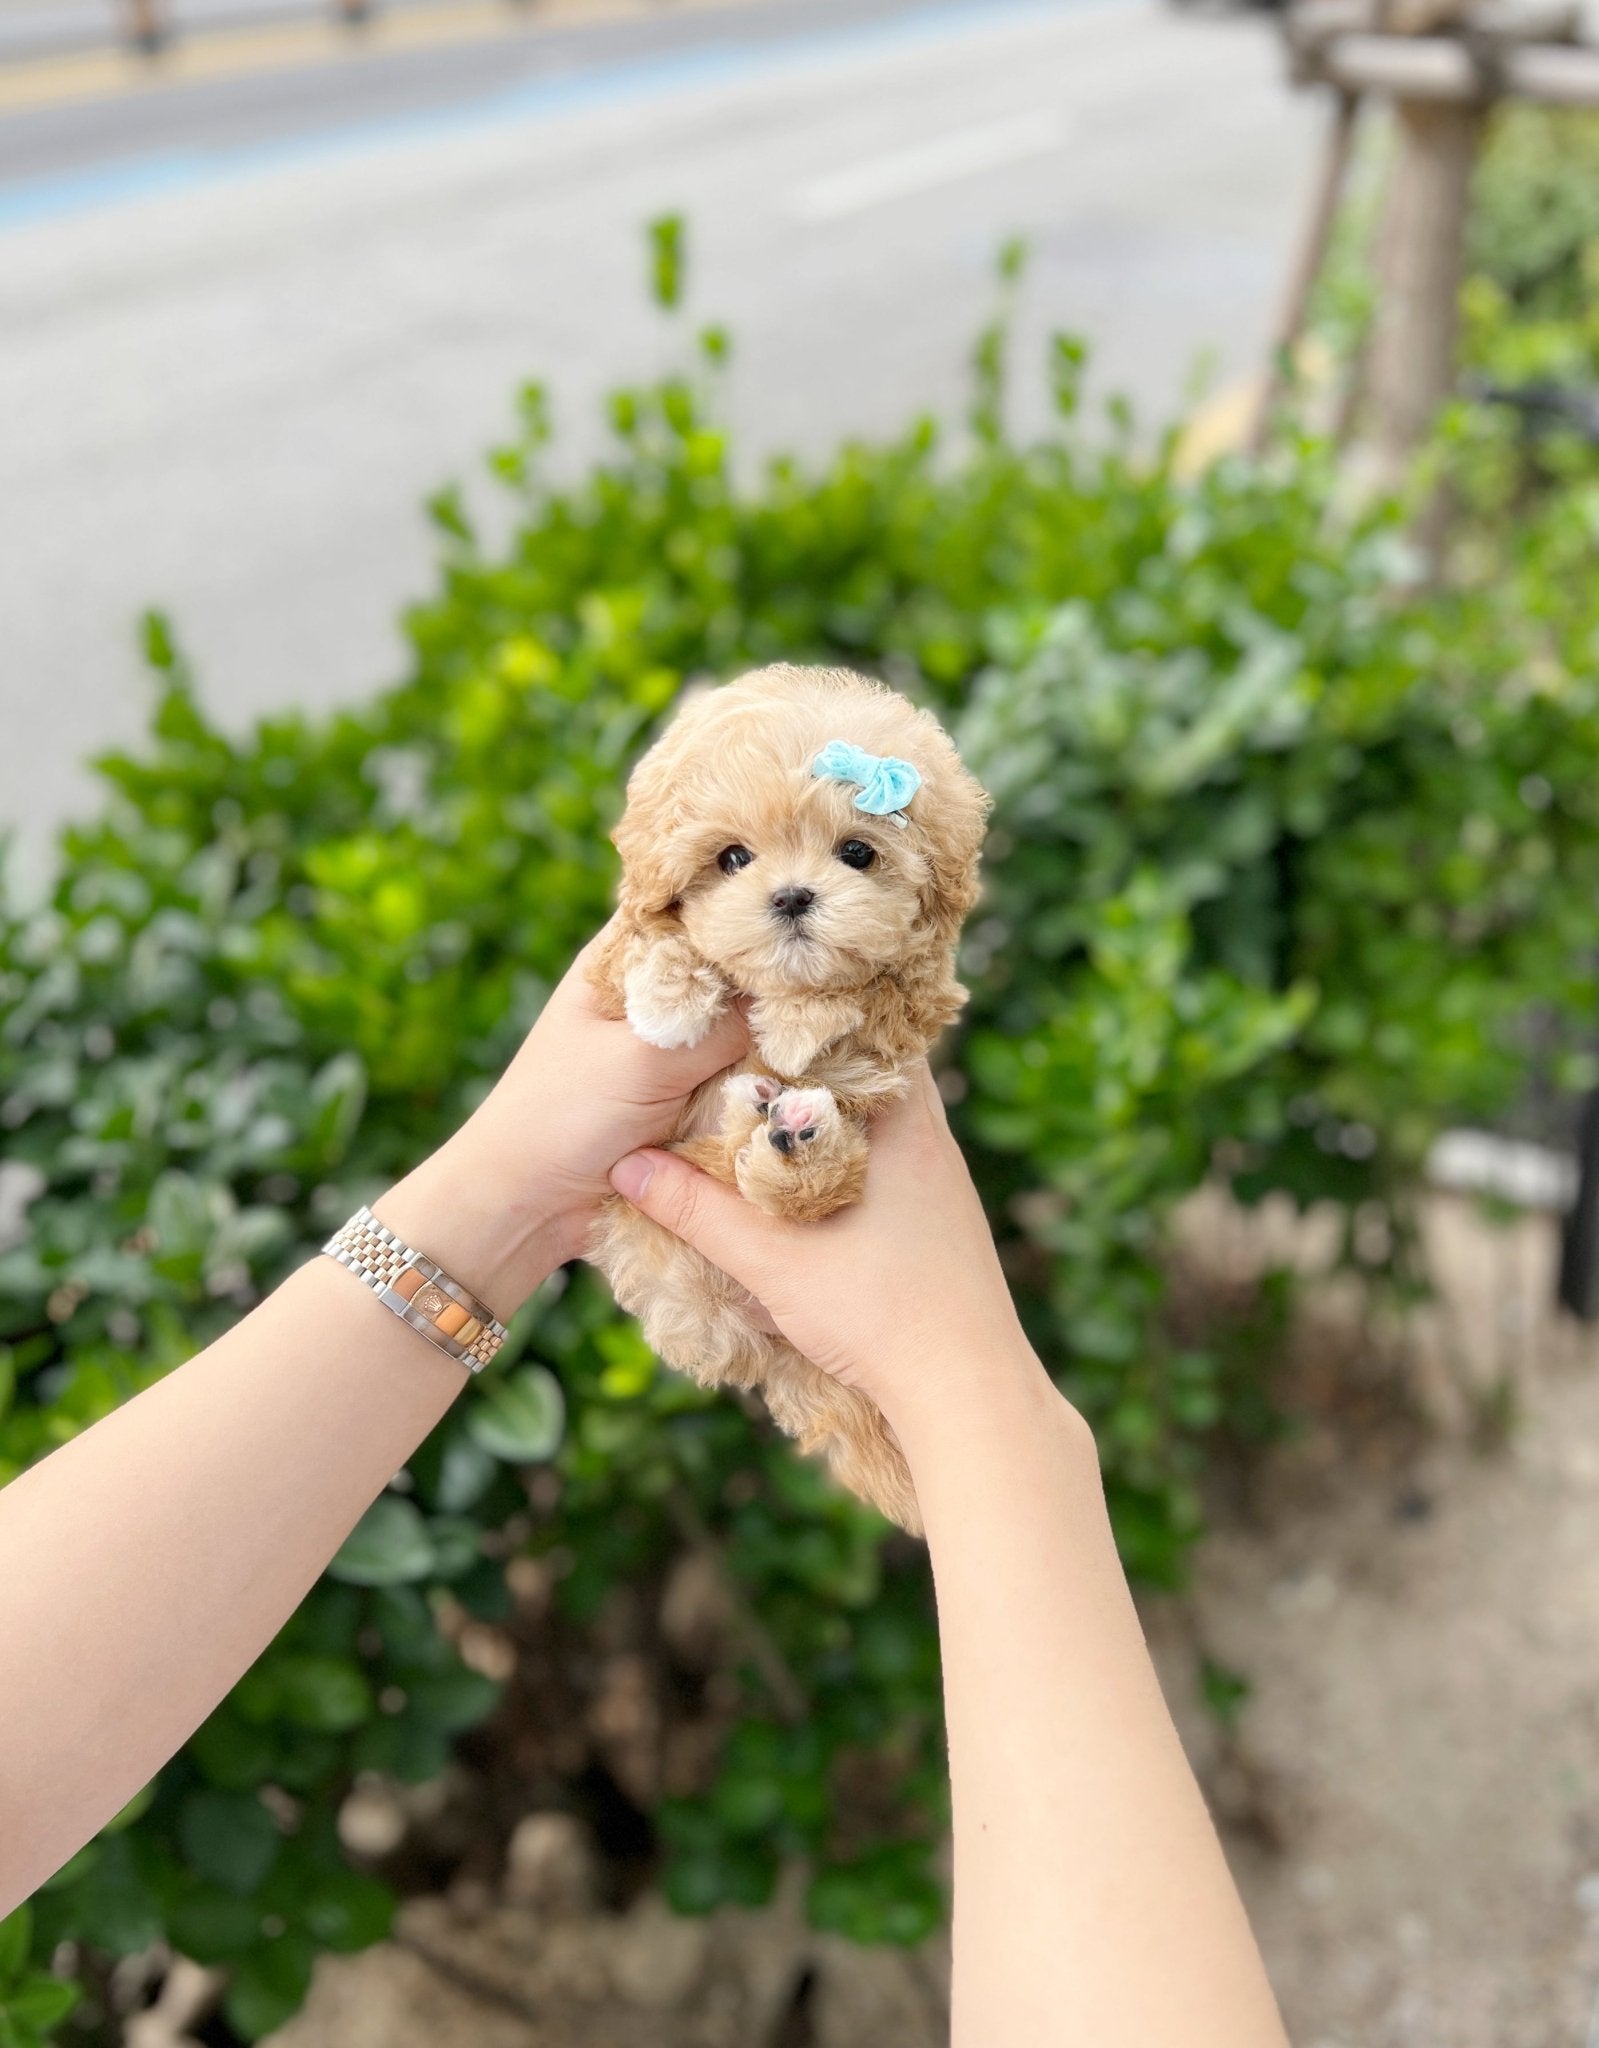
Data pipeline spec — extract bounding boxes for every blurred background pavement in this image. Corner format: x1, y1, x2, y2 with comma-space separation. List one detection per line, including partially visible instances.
1, 0, 1317, 875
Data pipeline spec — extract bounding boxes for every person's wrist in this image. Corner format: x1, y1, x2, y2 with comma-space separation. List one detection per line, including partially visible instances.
374, 1126, 563, 1325
875, 1329, 1086, 1468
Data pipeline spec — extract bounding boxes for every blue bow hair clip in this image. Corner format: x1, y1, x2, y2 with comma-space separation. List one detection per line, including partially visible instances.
811, 740, 922, 828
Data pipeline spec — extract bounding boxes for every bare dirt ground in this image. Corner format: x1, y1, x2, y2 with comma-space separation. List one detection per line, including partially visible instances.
1157, 1197, 1599, 2047
241, 1194, 1599, 2048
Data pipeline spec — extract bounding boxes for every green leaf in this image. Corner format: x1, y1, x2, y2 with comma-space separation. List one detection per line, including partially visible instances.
165, 1887, 264, 1965
466, 1366, 564, 1464
349, 1714, 452, 1786
649, 213, 685, 310
450, 1555, 514, 1621
223, 1931, 316, 2040
423, 1516, 482, 1581
145, 1169, 216, 1278
369, 1584, 440, 1660
140, 607, 177, 672
0, 1909, 31, 1988
433, 1433, 498, 1513
807, 1847, 944, 1946
403, 1666, 502, 1734
661, 1837, 777, 1915
328, 1496, 436, 1587
305, 1052, 367, 1166
1200, 1655, 1251, 1729
103, 1781, 156, 1833
269, 1732, 341, 1797
300, 1868, 395, 1953
65, 1835, 162, 1955
5, 1977, 78, 2032
272, 1654, 374, 1733
424, 486, 474, 545
177, 1790, 281, 1895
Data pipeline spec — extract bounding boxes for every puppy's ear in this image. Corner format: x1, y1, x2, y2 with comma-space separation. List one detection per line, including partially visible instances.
912, 746, 991, 952
881, 739, 989, 1053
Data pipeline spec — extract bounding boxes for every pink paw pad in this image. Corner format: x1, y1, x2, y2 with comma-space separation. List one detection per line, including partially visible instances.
767, 1088, 834, 1154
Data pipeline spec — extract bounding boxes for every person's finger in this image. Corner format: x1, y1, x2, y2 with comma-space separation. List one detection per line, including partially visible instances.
608, 1148, 787, 1297
742, 1297, 782, 1337
855, 1062, 941, 1164
615, 999, 751, 1108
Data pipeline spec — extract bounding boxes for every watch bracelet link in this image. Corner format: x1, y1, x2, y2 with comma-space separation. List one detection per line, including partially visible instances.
322, 1205, 507, 1373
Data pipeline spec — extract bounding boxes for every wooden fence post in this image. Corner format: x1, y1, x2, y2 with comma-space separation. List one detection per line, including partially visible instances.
1365, 97, 1489, 487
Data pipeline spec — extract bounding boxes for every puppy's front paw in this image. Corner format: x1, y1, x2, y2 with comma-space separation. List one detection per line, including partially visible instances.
736, 1087, 868, 1222
722, 1071, 782, 1116
624, 948, 727, 1050
720, 1072, 782, 1139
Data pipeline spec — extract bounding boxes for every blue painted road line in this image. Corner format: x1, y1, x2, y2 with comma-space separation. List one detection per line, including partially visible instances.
0, 0, 1121, 233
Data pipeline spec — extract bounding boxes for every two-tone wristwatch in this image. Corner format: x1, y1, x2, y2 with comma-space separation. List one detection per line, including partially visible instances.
321, 1205, 508, 1372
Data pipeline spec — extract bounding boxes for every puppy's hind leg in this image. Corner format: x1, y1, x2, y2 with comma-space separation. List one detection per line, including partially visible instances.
762, 1348, 922, 1535
589, 1195, 775, 1394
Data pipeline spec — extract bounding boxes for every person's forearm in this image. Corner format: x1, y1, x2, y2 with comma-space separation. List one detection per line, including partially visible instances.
0, 1134, 556, 1913
886, 1353, 1287, 2048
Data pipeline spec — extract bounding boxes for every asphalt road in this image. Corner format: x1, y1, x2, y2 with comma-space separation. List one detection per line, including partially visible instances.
2, 0, 1320, 877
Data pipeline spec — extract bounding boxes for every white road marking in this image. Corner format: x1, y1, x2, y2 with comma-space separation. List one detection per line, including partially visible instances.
790, 106, 1071, 222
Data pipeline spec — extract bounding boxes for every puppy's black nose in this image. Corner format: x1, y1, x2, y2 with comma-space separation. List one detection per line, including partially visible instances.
770, 885, 815, 921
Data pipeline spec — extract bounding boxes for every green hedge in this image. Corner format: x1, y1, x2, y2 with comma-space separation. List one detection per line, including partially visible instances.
3, 222, 1598, 2041
1468, 107, 1599, 326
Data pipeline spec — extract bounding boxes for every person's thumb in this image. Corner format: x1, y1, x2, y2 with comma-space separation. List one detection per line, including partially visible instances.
608, 1148, 777, 1297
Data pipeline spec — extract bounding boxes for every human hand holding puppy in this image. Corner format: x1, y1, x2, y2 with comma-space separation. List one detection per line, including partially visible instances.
607, 1061, 1044, 1433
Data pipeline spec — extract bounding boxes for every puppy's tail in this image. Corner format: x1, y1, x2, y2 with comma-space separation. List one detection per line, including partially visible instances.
764, 1359, 922, 1536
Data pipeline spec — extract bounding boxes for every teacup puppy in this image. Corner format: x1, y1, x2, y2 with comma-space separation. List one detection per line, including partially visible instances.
587, 663, 989, 1531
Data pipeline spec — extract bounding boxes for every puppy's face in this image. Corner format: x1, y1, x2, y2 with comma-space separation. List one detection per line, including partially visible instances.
612, 667, 988, 1000
677, 786, 925, 994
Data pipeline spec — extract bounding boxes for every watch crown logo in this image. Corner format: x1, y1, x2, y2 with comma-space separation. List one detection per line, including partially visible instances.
414, 1284, 448, 1318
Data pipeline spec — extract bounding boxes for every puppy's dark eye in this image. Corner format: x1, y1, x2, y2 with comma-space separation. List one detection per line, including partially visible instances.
836, 839, 876, 871
717, 845, 754, 876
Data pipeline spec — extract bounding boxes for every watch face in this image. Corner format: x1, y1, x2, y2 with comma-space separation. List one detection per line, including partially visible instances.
414, 1284, 448, 1319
